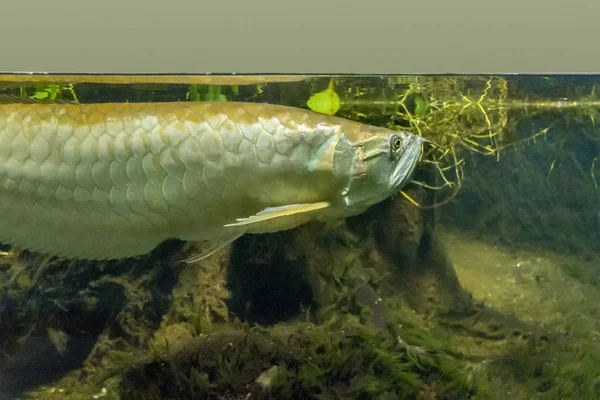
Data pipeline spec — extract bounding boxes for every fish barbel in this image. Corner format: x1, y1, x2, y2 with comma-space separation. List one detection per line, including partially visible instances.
0, 98, 425, 261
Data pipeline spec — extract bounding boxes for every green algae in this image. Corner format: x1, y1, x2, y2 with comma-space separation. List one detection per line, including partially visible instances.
119, 320, 472, 400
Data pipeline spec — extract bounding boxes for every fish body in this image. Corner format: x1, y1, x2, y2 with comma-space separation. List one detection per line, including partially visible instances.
0, 100, 424, 260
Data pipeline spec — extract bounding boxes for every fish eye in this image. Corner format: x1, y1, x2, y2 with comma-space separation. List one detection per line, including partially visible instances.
391, 136, 402, 152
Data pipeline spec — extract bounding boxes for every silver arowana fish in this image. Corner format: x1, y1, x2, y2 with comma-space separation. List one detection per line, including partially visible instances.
0, 97, 426, 261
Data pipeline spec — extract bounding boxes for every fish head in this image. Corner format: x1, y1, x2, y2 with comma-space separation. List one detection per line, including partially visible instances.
334, 127, 426, 211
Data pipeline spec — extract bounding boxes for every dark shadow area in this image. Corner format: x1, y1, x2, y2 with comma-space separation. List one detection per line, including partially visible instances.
225, 232, 314, 325
0, 239, 185, 399
0, 280, 125, 398
0, 334, 99, 399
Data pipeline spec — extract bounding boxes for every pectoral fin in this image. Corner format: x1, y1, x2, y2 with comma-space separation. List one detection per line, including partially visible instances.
224, 202, 330, 232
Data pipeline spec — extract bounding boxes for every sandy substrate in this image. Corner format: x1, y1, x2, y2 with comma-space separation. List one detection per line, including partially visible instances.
443, 230, 600, 399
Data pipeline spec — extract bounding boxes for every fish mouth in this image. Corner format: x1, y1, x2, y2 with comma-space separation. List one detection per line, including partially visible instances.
389, 134, 426, 190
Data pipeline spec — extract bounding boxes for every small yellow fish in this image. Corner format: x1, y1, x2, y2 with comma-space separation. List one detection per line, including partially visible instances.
0, 97, 425, 261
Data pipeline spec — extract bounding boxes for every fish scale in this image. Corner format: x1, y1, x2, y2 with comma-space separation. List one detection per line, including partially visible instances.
0, 100, 375, 260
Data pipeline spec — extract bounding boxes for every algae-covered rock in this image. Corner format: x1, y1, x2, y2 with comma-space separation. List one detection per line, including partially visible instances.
119, 321, 472, 400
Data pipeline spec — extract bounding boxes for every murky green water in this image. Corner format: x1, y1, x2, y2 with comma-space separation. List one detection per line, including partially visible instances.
0, 74, 598, 400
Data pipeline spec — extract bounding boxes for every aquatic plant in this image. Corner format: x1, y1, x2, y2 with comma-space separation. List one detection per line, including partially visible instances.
185, 84, 233, 102
118, 319, 477, 400
306, 78, 340, 115
20, 82, 79, 102
317, 76, 599, 207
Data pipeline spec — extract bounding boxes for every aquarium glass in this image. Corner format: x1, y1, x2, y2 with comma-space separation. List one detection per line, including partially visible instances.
0, 73, 598, 400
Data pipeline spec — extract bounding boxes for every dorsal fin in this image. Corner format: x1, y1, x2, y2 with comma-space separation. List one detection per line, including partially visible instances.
0, 94, 79, 105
